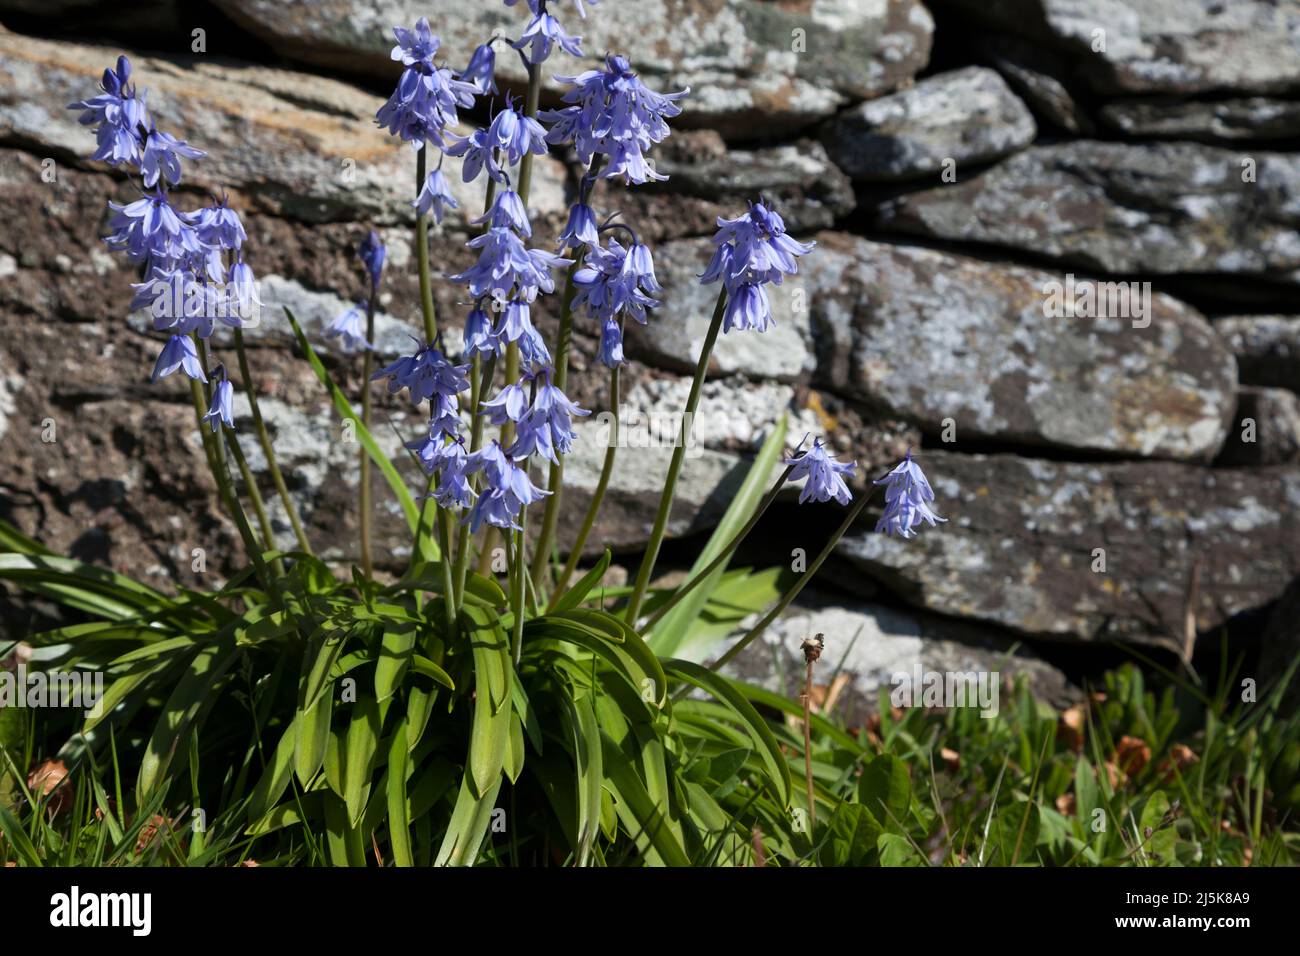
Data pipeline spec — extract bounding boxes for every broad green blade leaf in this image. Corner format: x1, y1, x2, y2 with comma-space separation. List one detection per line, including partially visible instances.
245, 716, 298, 823
375, 624, 418, 701
602, 732, 691, 867
0, 553, 164, 620
664, 658, 793, 808
462, 606, 511, 797
648, 413, 787, 660
0, 804, 41, 867
410, 655, 455, 690
859, 754, 913, 830
344, 694, 382, 826
0, 517, 55, 556
137, 640, 237, 799
435, 773, 503, 867
284, 305, 426, 546
387, 720, 414, 867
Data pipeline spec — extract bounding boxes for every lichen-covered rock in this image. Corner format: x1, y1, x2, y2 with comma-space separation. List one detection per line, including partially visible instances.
975, 34, 1093, 134
801, 233, 1236, 461
1216, 387, 1300, 466
211, 0, 933, 136
936, 0, 1300, 96
0, 30, 567, 225
1215, 316, 1300, 391
1101, 98, 1300, 142
879, 142, 1300, 281
716, 592, 1079, 727
820, 66, 1037, 182
837, 450, 1300, 643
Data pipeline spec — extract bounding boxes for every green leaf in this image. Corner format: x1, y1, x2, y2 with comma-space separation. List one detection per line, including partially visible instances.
435, 773, 502, 867
1139, 791, 1177, 865
344, 693, 382, 826
409, 655, 455, 690
550, 549, 612, 613
284, 305, 426, 547
663, 658, 792, 808
387, 720, 414, 867
375, 624, 418, 701
648, 413, 787, 660
859, 754, 912, 830
878, 832, 925, 867
463, 605, 512, 797
821, 802, 882, 867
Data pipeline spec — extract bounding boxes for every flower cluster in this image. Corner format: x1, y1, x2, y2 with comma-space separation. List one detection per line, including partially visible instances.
377, 18, 478, 149
70, 56, 259, 429
542, 55, 687, 185
508, 0, 590, 64
873, 451, 947, 538
571, 236, 661, 367
702, 200, 814, 333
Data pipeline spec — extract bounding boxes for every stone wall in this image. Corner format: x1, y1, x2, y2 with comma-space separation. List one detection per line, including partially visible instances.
1, 1, 1297, 719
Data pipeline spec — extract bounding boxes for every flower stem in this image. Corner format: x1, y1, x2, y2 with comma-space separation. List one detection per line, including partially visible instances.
705, 488, 874, 675
548, 337, 622, 608
642, 463, 794, 631
802, 652, 818, 829
510, 521, 527, 665
359, 295, 376, 578
624, 285, 728, 625
410, 143, 448, 587
233, 329, 311, 555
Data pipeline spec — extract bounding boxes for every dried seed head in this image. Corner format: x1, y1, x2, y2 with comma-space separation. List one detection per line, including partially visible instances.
801, 633, 824, 664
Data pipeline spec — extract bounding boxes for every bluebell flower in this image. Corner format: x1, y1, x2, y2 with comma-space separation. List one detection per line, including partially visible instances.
433, 442, 474, 509
226, 259, 259, 324
786, 439, 855, 505
542, 55, 687, 185
139, 127, 204, 188
471, 189, 531, 237
498, 299, 535, 345
414, 168, 459, 223
68, 56, 149, 167
572, 238, 660, 324
463, 440, 549, 532
519, 321, 552, 371
151, 334, 206, 382
873, 451, 947, 539
377, 24, 478, 149
359, 230, 386, 289
390, 17, 440, 69
461, 42, 497, 95
192, 197, 247, 251
558, 202, 599, 251
463, 305, 500, 357
486, 104, 549, 167
444, 127, 504, 183
703, 199, 814, 333
598, 317, 624, 367
480, 379, 530, 425
201, 367, 235, 432
106, 193, 204, 264
450, 228, 570, 302
325, 302, 372, 352
513, 12, 584, 64
506, 0, 597, 16
372, 343, 470, 407
507, 373, 589, 462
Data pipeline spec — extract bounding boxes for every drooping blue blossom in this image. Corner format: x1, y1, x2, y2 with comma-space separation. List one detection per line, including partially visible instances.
151, 334, 206, 383
461, 42, 498, 95
598, 317, 624, 367
873, 451, 947, 539
471, 189, 531, 237
486, 103, 549, 167
325, 302, 372, 352
542, 55, 687, 185
507, 373, 589, 462
390, 17, 441, 69
463, 305, 500, 357
480, 379, 530, 425
139, 127, 205, 188
572, 238, 660, 326
449, 228, 570, 302
372, 342, 471, 408
105, 193, 203, 264
359, 230, 386, 290
702, 199, 814, 333
192, 196, 246, 251
463, 440, 549, 532
513, 12, 584, 64
519, 322, 552, 371
226, 259, 259, 323
444, 127, 504, 183
432, 441, 474, 509
377, 21, 478, 149
202, 367, 235, 432
414, 168, 459, 223
786, 438, 855, 506
67, 56, 149, 167
558, 202, 599, 251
